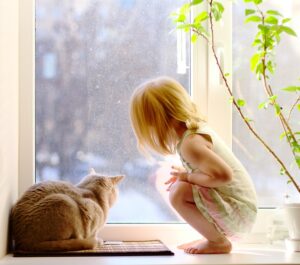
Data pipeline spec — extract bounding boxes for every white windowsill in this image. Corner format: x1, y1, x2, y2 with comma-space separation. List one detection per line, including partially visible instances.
1, 242, 300, 265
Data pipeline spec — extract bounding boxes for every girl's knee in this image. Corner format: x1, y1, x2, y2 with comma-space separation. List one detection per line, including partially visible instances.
169, 181, 192, 207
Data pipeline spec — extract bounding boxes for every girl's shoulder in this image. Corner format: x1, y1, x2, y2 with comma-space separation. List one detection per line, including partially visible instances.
178, 124, 213, 153
188, 122, 213, 142
184, 131, 212, 148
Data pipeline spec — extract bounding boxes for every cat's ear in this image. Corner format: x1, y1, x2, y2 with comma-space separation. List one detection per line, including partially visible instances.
111, 175, 124, 185
89, 168, 96, 175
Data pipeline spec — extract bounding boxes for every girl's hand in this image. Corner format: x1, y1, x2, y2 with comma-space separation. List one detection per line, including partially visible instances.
164, 166, 188, 191
170, 169, 188, 182
164, 176, 177, 191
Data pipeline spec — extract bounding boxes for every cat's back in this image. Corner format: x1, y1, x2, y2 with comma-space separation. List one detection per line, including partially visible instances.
12, 181, 81, 214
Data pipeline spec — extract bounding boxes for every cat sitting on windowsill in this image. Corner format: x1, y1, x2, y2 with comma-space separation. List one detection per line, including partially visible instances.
10, 169, 124, 252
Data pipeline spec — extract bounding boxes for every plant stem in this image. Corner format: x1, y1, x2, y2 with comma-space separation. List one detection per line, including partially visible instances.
206, 0, 300, 193
288, 95, 300, 121
192, 28, 210, 43
259, 13, 299, 164
262, 74, 299, 161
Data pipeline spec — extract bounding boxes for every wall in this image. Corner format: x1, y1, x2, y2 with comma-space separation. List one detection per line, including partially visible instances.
0, 0, 19, 258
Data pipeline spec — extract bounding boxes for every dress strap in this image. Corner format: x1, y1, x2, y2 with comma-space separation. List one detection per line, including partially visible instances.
176, 129, 197, 152
177, 124, 213, 153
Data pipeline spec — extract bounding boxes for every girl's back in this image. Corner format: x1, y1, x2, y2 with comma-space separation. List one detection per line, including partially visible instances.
177, 123, 257, 238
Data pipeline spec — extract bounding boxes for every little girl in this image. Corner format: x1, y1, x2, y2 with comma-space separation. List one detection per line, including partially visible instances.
130, 76, 257, 254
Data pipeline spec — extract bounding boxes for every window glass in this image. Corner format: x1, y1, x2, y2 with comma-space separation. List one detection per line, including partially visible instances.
233, 0, 300, 206
35, 0, 190, 223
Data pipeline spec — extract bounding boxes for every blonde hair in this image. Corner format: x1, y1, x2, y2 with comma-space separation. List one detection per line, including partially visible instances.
130, 76, 205, 155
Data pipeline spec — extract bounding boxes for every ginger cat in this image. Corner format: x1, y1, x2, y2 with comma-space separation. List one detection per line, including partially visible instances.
11, 169, 123, 252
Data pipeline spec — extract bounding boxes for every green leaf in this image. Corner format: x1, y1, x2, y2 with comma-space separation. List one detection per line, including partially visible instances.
274, 103, 281, 115
280, 167, 286, 175
297, 104, 300, 111
193, 23, 209, 37
258, 24, 270, 34
256, 62, 263, 74
271, 24, 281, 33
176, 14, 186, 23
296, 156, 300, 168
293, 140, 300, 147
191, 33, 198, 43
176, 23, 191, 30
224, 72, 230, 77
279, 131, 288, 141
245, 15, 262, 23
266, 10, 283, 17
211, 2, 224, 22
281, 26, 297, 36
265, 38, 275, 49
237, 99, 246, 107
258, 101, 268, 109
265, 16, 278, 25
212, 8, 221, 21
293, 144, 300, 154
282, 86, 300, 92
268, 95, 278, 102
244, 117, 254, 122
244, 0, 262, 4
170, 11, 178, 18
229, 96, 234, 104
252, 39, 262, 46
213, 1, 225, 13
194, 11, 209, 23
274, 32, 281, 43
245, 9, 256, 16
179, 3, 191, 15
191, 0, 203, 5
243, 0, 262, 3
282, 18, 291, 24
250, 53, 261, 72
267, 61, 275, 74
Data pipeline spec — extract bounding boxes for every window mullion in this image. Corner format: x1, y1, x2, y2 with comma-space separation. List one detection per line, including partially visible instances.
191, 1, 232, 148
19, 0, 35, 196
206, 1, 233, 147
191, 2, 209, 120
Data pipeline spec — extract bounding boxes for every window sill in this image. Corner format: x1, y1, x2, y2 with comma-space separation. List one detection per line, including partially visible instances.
1, 243, 300, 265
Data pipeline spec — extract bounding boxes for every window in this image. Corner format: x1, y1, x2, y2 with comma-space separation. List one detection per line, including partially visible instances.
232, 0, 300, 206
35, 0, 191, 223
19, 0, 290, 240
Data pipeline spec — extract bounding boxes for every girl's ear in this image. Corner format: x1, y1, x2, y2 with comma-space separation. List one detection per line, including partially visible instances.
112, 175, 125, 184
89, 168, 96, 175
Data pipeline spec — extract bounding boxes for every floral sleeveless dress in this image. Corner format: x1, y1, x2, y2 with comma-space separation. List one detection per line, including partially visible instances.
177, 124, 257, 238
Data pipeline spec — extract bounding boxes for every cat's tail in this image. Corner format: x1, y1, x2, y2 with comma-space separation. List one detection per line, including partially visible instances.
28, 238, 97, 252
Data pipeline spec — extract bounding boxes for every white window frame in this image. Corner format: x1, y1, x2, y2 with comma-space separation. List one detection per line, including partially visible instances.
19, 0, 35, 197
19, 0, 278, 244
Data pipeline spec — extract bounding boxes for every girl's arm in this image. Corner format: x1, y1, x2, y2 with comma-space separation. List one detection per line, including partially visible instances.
174, 134, 233, 188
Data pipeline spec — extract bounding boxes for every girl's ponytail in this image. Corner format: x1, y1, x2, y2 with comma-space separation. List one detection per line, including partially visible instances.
185, 118, 199, 130
185, 102, 201, 130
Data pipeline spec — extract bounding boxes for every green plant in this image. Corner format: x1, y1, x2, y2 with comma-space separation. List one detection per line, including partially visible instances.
171, 0, 300, 193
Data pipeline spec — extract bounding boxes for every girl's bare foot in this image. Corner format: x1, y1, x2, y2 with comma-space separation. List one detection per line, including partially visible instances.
178, 238, 232, 254
178, 239, 202, 250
